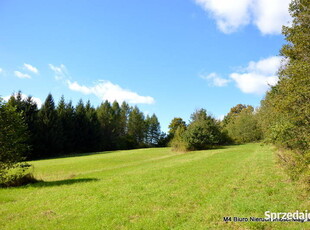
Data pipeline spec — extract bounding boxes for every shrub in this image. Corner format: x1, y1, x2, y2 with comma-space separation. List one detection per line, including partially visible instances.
0, 163, 38, 187
185, 118, 222, 150
170, 126, 188, 152
170, 109, 225, 151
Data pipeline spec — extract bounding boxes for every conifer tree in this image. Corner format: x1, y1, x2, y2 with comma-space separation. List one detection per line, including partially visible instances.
37, 93, 63, 156
57, 96, 76, 154
128, 106, 146, 147
145, 114, 161, 146
85, 100, 101, 152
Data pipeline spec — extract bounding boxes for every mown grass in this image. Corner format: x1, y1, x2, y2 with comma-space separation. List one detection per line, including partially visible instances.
0, 143, 308, 229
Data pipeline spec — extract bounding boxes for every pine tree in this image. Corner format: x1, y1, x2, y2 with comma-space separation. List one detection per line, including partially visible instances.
85, 100, 101, 152
7, 92, 39, 159
74, 99, 89, 152
128, 106, 146, 147
145, 114, 161, 146
57, 96, 76, 154
0, 98, 30, 184
37, 94, 63, 157
0, 98, 29, 167
97, 100, 115, 150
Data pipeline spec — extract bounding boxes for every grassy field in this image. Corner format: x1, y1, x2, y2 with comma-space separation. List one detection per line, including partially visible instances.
0, 143, 308, 229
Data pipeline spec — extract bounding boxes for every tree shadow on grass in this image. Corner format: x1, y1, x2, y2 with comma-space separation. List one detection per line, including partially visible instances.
28, 178, 99, 188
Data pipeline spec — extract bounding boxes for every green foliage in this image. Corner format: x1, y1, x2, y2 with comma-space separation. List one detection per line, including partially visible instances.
97, 100, 115, 149
57, 97, 76, 154
97, 100, 129, 150
128, 106, 146, 147
84, 100, 101, 152
6, 92, 163, 159
145, 114, 161, 146
0, 98, 34, 186
7, 91, 39, 158
74, 99, 89, 152
0, 99, 29, 166
222, 104, 247, 126
0, 163, 37, 187
258, 0, 310, 183
168, 118, 186, 138
170, 125, 188, 152
185, 109, 223, 150
170, 109, 225, 151
36, 93, 63, 156
225, 106, 262, 144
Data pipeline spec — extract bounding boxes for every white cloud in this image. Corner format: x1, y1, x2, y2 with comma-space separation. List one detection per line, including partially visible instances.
67, 80, 155, 104
253, 0, 291, 34
217, 114, 225, 121
229, 56, 282, 95
3, 93, 42, 108
50, 63, 155, 104
14, 71, 31, 79
23, 63, 39, 74
194, 0, 291, 34
0, 68, 3, 74
49, 64, 68, 80
200, 72, 230, 87
195, 0, 252, 33
246, 56, 282, 75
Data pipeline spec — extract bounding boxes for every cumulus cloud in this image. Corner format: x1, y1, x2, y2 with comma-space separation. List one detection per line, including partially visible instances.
49, 64, 69, 80
23, 63, 39, 74
194, 0, 291, 34
3, 93, 42, 108
253, 0, 291, 34
67, 80, 155, 104
229, 56, 282, 95
195, 0, 252, 33
200, 72, 230, 87
14, 71, 31, 79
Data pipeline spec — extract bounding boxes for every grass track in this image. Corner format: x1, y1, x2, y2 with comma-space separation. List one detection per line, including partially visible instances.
0, 143, 309, 229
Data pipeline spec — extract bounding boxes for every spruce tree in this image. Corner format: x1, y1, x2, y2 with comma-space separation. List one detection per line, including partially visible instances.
85, 100, 101, 152
128, 106, 146, 147
37, 94, 63, 157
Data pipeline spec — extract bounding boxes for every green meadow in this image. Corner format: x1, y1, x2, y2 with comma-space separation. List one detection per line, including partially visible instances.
0, 143, 308, 229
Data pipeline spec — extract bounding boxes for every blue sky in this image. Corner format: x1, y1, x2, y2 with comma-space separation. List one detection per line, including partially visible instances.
0, 0, 291, 132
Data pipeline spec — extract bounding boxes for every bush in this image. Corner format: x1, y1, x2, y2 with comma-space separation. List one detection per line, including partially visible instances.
170, 126, 188, 152
0, 163, 38, 187
185, 119, 222, 150
276, 148, 310, 192
170, 109, 225, 151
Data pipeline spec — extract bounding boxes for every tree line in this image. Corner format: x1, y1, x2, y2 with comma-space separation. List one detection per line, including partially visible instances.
167, 104, 261, 152
257, 0, 309, 183
4, 92, 165, 160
